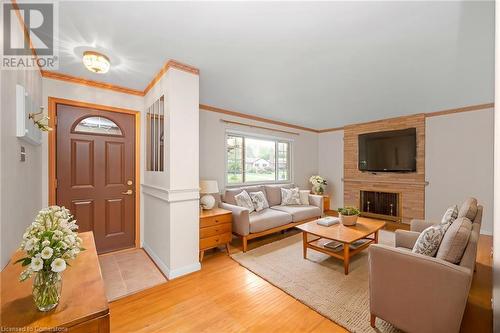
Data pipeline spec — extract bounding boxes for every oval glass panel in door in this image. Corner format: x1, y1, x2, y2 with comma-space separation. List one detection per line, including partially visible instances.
74, 116, 123, 135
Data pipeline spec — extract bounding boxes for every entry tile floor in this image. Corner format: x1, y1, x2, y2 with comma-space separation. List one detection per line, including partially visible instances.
98, 248, 167, 301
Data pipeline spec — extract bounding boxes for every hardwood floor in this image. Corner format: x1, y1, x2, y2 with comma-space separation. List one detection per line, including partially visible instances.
110, 249, 347, 333
461, 234, 493, 333
110, 229, 492, 332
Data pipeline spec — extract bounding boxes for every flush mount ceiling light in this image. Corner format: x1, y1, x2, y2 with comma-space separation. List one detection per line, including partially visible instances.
82, 51, 110, 74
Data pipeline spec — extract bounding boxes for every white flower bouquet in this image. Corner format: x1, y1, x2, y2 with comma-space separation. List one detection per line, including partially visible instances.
309, 175, 327, 194
15, 205, 84, 311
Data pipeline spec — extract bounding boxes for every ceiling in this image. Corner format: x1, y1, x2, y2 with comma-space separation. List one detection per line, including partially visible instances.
51, 1, 494, 129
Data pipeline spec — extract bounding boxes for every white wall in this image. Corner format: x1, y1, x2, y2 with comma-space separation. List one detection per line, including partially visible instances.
492, 3, 499, 328
425, 109, 494, 235
318, 130, 344, 209
1, 69, 43, 269
199, 109, 319, 191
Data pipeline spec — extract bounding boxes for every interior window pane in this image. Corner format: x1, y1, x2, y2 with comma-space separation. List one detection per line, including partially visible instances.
244, 137, 275, 182
277, 142, 289, 181
146, 96, 165, 172
227, 135, 243, 184
74, 117, 122, 135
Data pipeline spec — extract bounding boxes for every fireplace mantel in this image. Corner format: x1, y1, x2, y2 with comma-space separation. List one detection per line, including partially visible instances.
342, 178, 429, 186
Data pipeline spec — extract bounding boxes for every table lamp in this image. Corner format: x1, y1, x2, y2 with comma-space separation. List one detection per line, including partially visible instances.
199, 180, 219, 210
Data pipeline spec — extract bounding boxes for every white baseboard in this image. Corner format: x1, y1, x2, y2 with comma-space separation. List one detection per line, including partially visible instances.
143, 243, 201, 280
167, 262, 201, 279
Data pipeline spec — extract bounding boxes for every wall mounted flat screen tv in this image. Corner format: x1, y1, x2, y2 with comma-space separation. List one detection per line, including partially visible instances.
358, 128, 417, 172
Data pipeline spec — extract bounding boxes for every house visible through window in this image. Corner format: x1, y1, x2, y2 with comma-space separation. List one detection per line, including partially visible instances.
226, 133, 291, 184
146, 96, 165, 171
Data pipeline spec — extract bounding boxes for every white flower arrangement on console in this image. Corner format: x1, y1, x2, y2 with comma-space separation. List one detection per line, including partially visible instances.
15, 205, 84, 311
309, 175, 327, 195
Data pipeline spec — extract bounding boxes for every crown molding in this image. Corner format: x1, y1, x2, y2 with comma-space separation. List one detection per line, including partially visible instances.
41, 71, 494, 134
41, 70, 145, 96
41, 59, 200, 98
200, 104, 319, 133
424, 103, 494, 118
143, 60, 200, 95
317, 103, 494, 133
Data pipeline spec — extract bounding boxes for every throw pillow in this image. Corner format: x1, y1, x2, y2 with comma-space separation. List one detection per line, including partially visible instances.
436, 216, 472, 264
412, 224, 448, 257
441, 205, 459, 225
249, 191, 269, 212
281, 187, 301, 205
457, 198, 478, 221
299, 190, 310, 205
234, 190, 255, 213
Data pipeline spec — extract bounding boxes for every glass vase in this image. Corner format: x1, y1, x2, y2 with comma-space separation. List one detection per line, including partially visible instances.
312, 185, 325, 195
32, 271, 62, 311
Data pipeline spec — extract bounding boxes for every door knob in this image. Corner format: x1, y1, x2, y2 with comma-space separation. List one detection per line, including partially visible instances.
122, 189, 133, 195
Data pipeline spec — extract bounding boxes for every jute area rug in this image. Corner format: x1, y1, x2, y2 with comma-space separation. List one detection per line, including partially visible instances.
231, 230, 400, 333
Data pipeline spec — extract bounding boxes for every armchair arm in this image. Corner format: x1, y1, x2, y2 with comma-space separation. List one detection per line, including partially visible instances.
395, 230, 421, 249
308, 194, 324, 213
369, 244, 472, 333
220, 202, 250, 236
410, 219, 439, 232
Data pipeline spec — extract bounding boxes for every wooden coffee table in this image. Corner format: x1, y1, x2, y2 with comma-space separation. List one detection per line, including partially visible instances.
297, 217, 386, 275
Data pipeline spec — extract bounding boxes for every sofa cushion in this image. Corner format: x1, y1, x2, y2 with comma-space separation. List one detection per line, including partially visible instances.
249, 191, 269, 212
412, 224, 448, 257
224, 185, 266, 205
299, 190, 310, 205
234, 190, 255, 213
457, 198, 478, 221
249, 208, 293, 233
271, 205, 321, 222
264, 184, 295, 206
441, 205, 459, 224
281, 187, 301, 205
436, 217, 472, 264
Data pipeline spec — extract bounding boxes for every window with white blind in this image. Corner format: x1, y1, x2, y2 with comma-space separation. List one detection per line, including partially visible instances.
226, 132, 291, 185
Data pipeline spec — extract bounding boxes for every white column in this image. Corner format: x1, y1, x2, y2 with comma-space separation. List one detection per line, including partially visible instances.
142, 67, 200, 279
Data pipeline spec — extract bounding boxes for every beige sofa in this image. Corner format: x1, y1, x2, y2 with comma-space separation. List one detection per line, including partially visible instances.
368, 201, 483, 333
220, 184, 323, 252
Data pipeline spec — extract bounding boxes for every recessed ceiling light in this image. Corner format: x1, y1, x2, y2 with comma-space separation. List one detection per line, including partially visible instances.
82, 51, 110, 74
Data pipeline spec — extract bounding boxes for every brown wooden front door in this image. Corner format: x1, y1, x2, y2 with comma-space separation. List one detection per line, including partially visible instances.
56, 104, 136, 253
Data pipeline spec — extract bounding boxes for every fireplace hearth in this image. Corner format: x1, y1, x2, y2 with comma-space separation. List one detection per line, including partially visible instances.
360, 190, 401, 222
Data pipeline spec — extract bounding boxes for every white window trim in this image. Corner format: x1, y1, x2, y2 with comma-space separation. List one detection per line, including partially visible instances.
224, 130, 294, 187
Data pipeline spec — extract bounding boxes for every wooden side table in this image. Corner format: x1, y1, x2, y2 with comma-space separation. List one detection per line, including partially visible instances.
199, 208, 232, 262
323, 195, 331, 212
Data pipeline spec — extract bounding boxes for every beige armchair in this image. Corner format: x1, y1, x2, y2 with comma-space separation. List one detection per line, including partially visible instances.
368, 206, 483, 333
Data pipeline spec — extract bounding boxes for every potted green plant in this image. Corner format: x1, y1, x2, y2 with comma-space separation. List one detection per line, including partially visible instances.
337, 207, 360, 226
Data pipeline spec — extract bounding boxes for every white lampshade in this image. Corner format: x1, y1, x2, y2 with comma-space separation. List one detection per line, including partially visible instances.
200, 180, 219, 194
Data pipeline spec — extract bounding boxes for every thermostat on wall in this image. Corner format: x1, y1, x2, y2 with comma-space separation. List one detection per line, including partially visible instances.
16, 84, 42, 145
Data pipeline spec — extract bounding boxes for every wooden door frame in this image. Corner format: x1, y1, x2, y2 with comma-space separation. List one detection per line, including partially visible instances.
48, 97, 141, 249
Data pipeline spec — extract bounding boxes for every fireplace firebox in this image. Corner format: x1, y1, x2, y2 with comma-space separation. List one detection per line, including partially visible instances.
360, 190, 401, 222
